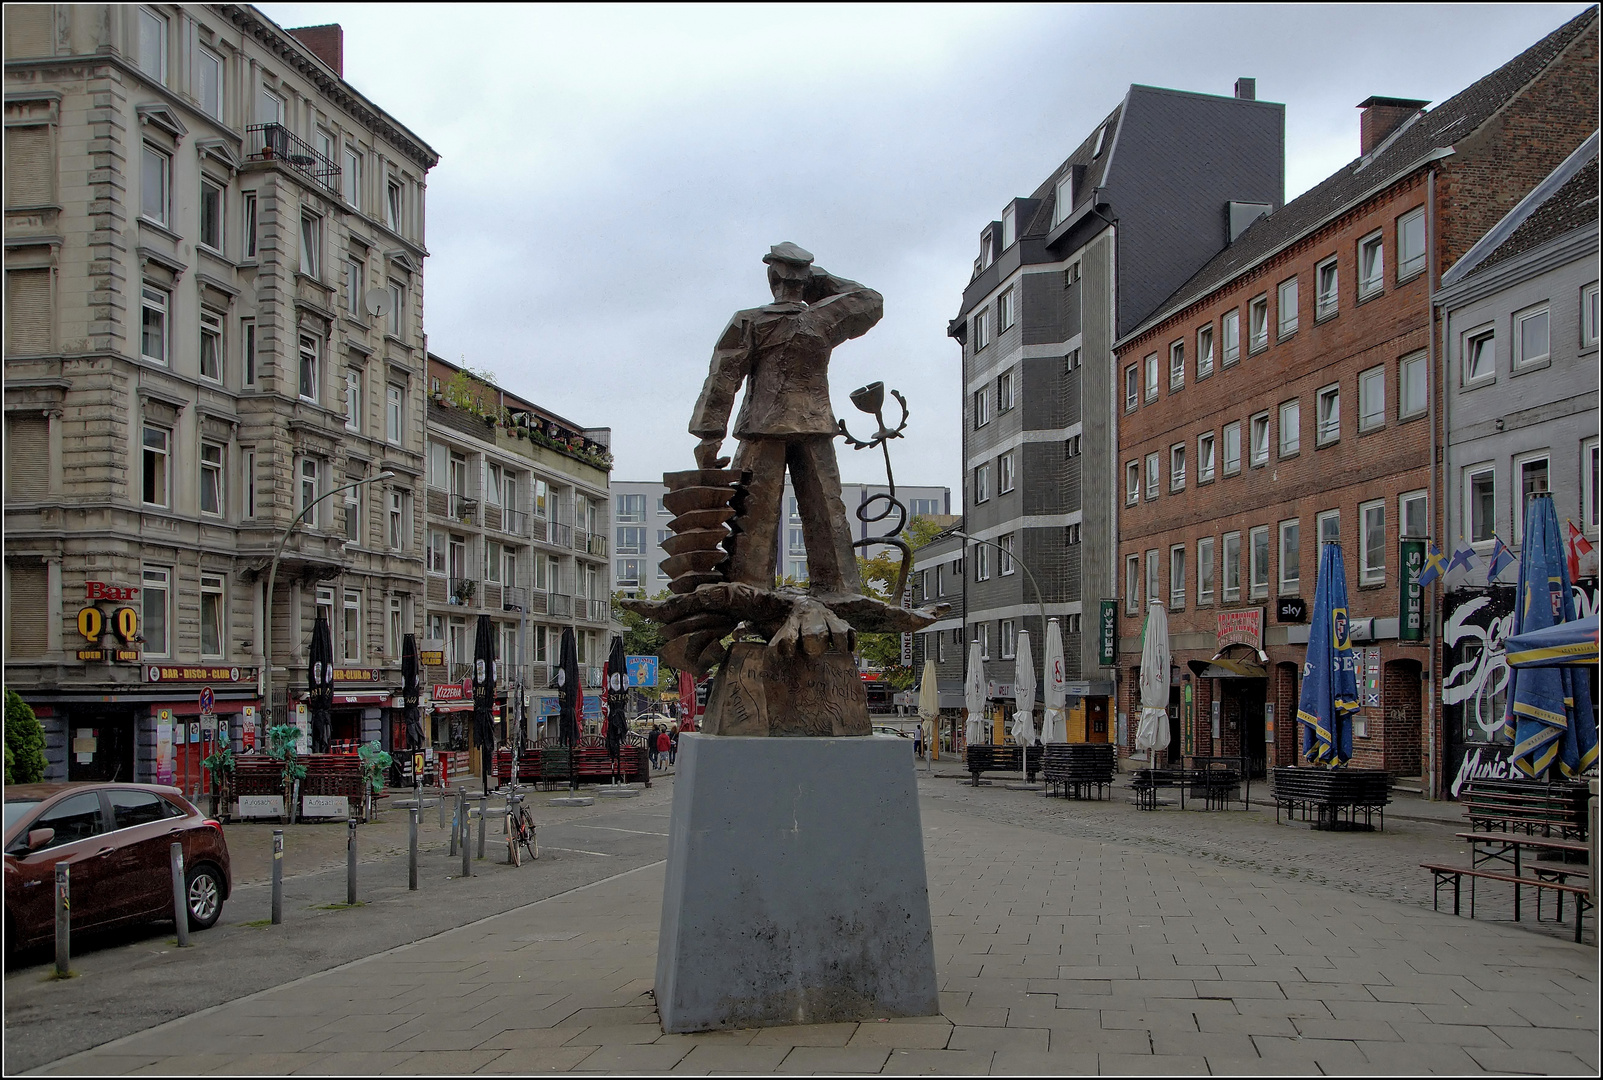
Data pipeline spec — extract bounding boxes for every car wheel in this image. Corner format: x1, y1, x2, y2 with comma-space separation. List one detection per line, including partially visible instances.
185, 864, 224, 931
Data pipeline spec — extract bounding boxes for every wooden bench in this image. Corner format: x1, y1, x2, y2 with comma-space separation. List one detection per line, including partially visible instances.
1421, 861, 1592, 943
964, 744, 1041, 786
524, 735, 650, 788
1041, 744, 1115, 800
1271, 767, 1391, 831
1461, 778, 1589, 839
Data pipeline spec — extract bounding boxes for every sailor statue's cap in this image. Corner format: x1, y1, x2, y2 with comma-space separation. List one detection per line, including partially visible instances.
762, 242, 814, 267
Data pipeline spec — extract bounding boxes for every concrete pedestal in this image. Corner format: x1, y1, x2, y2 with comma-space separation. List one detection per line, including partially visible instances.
655, 733, 939, 1033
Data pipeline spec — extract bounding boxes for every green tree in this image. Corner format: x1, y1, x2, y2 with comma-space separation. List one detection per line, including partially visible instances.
5, 688, 47, 784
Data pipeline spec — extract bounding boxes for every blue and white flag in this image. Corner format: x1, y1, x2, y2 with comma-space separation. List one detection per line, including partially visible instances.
1447, 542, 1477, 575
1487, 536, 1516, 582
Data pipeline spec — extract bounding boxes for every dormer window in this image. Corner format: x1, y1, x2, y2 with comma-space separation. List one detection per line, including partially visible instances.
1001, 206, 1016, 250
1054, 172, 1074, 226
1093, 124, 1108, 157
980, 228, 994, 269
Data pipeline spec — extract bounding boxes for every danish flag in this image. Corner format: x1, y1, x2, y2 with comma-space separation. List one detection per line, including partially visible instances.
1566, 520, 1595, 582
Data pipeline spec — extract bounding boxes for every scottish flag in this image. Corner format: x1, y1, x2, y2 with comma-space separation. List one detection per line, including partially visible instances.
1297, 542, 1360, 767
1504, 494, 1598, 778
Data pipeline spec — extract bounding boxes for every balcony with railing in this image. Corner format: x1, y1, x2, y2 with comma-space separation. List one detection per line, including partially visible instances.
548, 592, 573, 618
503, 508, 529, 538
246, 124, 341, 196
548, 521, 573, 548
502, 585, 528, 613
574, 528, 591, 553
450, 494, 478, 524
587, 532, 608, 557
448, 577, 477, 607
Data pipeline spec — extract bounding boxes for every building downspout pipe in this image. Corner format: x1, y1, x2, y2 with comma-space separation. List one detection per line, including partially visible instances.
1425, 165, 1440, 801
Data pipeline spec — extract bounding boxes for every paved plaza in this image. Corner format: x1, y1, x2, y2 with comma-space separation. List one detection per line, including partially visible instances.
12, 774, 1599, 1075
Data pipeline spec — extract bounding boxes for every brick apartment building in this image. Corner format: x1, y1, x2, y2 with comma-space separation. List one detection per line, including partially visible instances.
1112, 9, 1598, 790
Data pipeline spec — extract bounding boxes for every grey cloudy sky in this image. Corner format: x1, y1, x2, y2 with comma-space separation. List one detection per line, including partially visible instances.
260, 2, 1590, 490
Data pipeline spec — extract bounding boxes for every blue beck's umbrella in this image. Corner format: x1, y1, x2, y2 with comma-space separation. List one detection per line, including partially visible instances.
1504, 493, 1598, 778
1296, 542, 1360, 767
1505, 613, 1600, 669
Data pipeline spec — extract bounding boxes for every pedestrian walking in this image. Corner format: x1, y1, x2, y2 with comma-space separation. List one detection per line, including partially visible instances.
648, 725, 660, 770
669, 728, 678, 765
657, 728, 671, 768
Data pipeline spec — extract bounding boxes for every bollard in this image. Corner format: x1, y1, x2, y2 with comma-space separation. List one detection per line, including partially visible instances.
448, 789, 458, 857
346, 815, 358, 906
171, 842, 189, 947
271, 829, 284, 925
438, 780, 446, 829
54, 864, 70, 976
409, 806, 419, 891
460, 790, 471, 879
477, 793, 487, 859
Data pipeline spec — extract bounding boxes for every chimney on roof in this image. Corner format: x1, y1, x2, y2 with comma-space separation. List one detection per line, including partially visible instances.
1357, 96, 1429, 156
1234, 78, 1256, 101
287, 24, 343, 77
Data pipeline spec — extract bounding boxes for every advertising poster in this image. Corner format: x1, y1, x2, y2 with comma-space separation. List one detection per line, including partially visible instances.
155, 711, 175, 785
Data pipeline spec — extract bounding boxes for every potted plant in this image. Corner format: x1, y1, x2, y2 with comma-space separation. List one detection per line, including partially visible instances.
201, 740, 235, 821
355, 741, 392, 822
266, 724, 308, 824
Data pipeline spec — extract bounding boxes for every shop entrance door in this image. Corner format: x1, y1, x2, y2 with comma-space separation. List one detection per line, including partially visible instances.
66, 714, 135, 783
1086, 698, 1108, 743
1239, 682, 1267, 778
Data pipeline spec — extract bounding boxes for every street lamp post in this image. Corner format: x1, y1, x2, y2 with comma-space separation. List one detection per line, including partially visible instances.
259, 471, 396, 735
952, 529, 1049, 785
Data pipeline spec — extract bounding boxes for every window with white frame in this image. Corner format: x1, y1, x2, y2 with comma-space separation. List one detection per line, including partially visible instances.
1279, 399, 1300, 456
974, 463, 990, 504
1064, 434, 1082, 457
997, 286, 1016, 331
141, 425, 170, 506
1318, 508, 1340, 546
1248, 294, 1269, 352
240, 317, 256, 386
787, 527, 805, 556
138, 7, 168, 83
485, 539, 502, 583
1197, 537, 1215, 604
1360, 499, 1386, 585
1066, 522, 1081, 545
1400, 489, 1427, 541
1197, 324, 1214, 378
1279, 519, 1300, 594
1316, 256, 1339, 318
974, 543, 990, 582
199, 179, 223, 251
1463, 325, 1495, 384
1583, 438, 1599, 532
1250, 412, 1270, 467
1144, 353, 1159, 401
1001, 206, 1016, 250
1278, 276, 1299, 337
973, 385, 990, 428
346, 257, 364, 316
141, 144, 169, 226
243, 448, 256, 518
199, 310, 223, 382
1054, 171, 1074, 225
1170, 545, 1186, 608
345, 368, 362, 432
141, 566, 170, 657
299, 457, 320, 523
1223, 420, 1241, 475
999, 533, 1015, 575
1066, 347, 1082, 371
1066, 613, 1082, 634
1513, 303, 1551, 370
387, 179, 403, 233
999, 451, 1015, 493
1316, 384, 1340, 444
1198, 431, 1215, 483
1398, 351, 1427, 418
388, 281, 404, 336
1397, 207, 1426, 280
977, 623, 990, 660
200, 441, 224, 517
1145, 549, 1160, 603
388, 489, 405, 549
617, 526, 645, 555
1466, 466, 1496, 543
388, 596, 405, 659
1169, 340, 1184, 390
386, 384, 404, 444
1170, 444, 1186, 491
300, 214, 321, 278
257, 86, 283, 125
342, 589, 362, 662
1223, 531, 1241, 602
1124, 365, 1139, 411
426, 529, 446, 574
997, 369, 1015, 412
199, 573, 225, 658
1358, 231, 1384, 298
346, 474, 365, 543
343, 146, 361, 210
1126, 461, 1140, 505
299, 334, 319, 402
140, 286, 168, 364
1517, 455, 1550, 545
1001, 618, 1016, 659
1359, 365, 1386, 431
1583, 283, 1600, 349
973, 307, 990, 350
1125, 554, 1141, 614
1145, 452, 1160, 500
242, 192, 258, 260
1222, 309, 1240, 365
1249, 526, 1270, 599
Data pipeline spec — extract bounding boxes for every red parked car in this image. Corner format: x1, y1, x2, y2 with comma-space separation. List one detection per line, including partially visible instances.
5, 783, 231, 960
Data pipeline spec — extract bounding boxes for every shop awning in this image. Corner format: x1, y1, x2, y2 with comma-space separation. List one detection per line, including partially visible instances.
333, 691, 394, 705
1189, 657, 1268, 679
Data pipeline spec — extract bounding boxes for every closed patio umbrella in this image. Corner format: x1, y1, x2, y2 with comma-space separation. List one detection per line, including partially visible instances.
1505, 493, 1598, 778
1134, 601, 1171, 765
1505, 612, 1600, 669
401, 633, 425, 751
963, 639, 986, 749
1012, 629, 1037, 785
472, 614, 497, 789
1040, 618, 1067, 744
307, 611, 334, 754
918, 657, 939, 772
605, 636, 629, 782
556, 627, 580, 749
1296, 542, 1359, 767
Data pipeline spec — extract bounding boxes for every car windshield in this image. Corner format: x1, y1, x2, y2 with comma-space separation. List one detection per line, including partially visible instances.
5, 801, 42, 831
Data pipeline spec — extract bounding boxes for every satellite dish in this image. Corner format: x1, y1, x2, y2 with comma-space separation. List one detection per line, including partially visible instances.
363, 288, 393, 319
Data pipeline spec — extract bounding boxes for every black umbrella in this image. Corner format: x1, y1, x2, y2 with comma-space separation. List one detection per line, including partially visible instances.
556, 627, 580, 750
605, 636, 629, 779
401, 633, 425, 750
472, 615, 497, 789
308, 611, 335, 754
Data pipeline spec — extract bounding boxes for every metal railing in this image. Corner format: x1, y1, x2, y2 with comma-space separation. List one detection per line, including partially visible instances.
548, 592, 573, 617
450, 494, 477, 523
503, 508, 529, 537
574, 528, 591, 552
502, 586, 528, 613
548, 521, 573, 548
588, 533, 609, 557
246, 124, 340, 196
584, 598, 610, 623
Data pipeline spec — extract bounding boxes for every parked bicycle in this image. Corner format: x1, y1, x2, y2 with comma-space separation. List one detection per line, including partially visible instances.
506, 796, 538, 866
